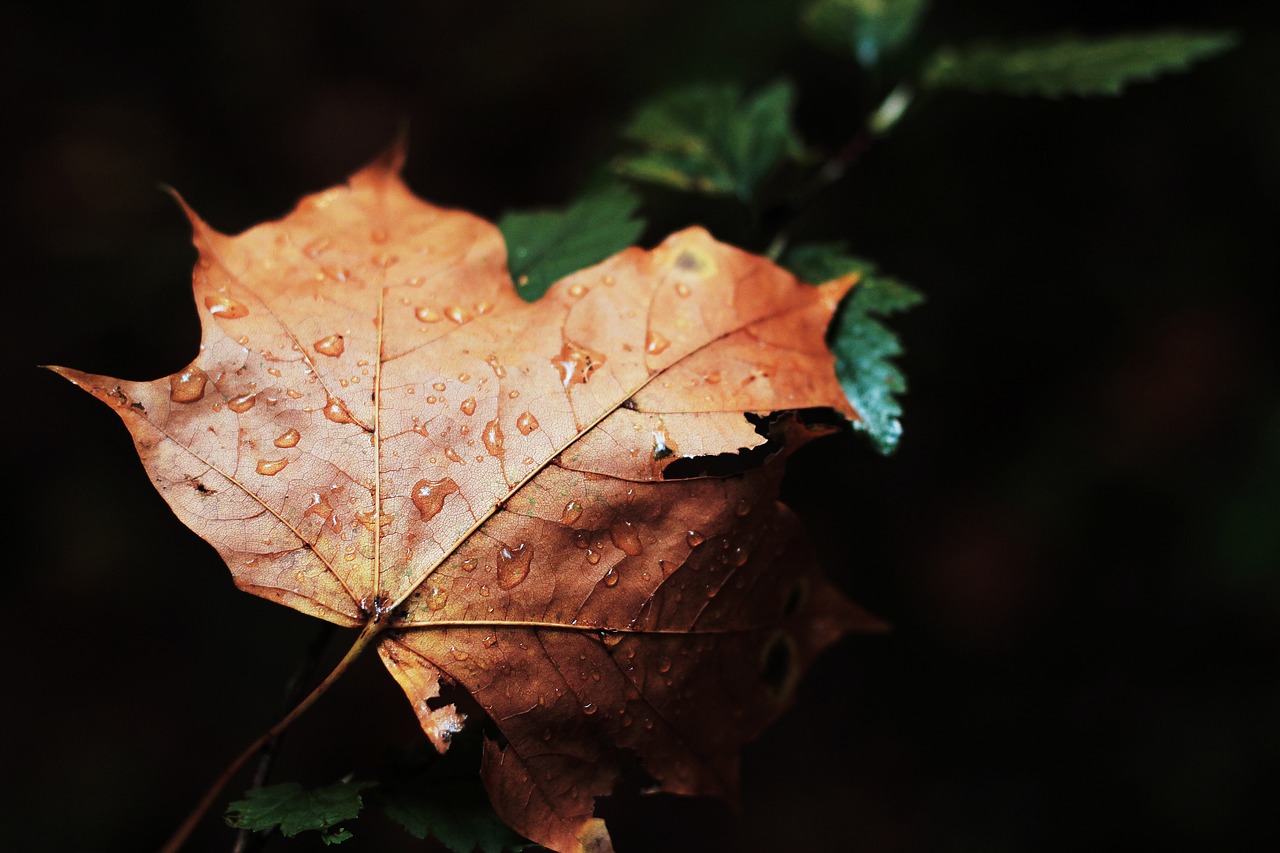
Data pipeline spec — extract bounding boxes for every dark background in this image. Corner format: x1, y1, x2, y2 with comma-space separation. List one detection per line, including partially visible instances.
5, 1, 1277, 851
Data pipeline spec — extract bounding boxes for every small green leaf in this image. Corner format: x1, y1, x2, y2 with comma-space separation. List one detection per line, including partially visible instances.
802, 0, 928, 66
499, 184, 646, 302
922, 30, 1236, 98
614, 80, 806, 203
225, 779, 374, 845
781, 243, 923, 455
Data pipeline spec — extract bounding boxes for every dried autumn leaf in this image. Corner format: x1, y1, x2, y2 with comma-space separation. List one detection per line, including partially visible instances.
53, 144, 882, 853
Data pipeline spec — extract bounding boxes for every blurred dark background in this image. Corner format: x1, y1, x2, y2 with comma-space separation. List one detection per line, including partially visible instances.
5, 1, 1277, 851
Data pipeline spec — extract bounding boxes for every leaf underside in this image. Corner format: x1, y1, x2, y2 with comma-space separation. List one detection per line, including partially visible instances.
55, 144, 882, 853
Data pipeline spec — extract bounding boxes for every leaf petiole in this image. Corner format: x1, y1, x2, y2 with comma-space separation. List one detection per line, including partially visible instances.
158, 619, 387, 853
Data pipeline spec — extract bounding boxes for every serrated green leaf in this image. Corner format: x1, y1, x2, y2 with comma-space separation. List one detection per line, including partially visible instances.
802, 0, 928, 66
781, 242, 923, 455
922, 30, 1236, 98
614, 80, 806, 203
499, 184, 646, 302
225, 779, 373, 845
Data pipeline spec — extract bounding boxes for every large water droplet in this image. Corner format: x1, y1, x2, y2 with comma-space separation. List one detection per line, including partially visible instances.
460, 397, 477, 416
227, 392, 256, 413
552, 340, 607, 388
205, 294, 248, 319
609, 520, 644, 556
496, 542, 532, 590
428, 587, 450, 611
415, 306, 441, 323
313, 334, 345, 357
645, 331, 670, 355
560, 500, 583, 525
728, 543, 750, 567
482, 418, 505, 457
583, 702, 598, 715
516, 411, 539, 435
444, 447, 463, 464
256, 458, 288, 476
169, 367, 208, 403
274, 428, 301, 448
686, 530, 705, 548
603, 567, 620, 587
322, 396, 355, 424
444, 305, 473, 324
567, 283, 588, 298
411, 477, 459, 521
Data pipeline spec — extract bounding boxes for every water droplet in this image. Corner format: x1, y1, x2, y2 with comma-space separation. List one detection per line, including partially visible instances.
735, 498, 752, 516
585, 549, 600, 565
444, 447, 464, 464
169, 367, 208, 403
313, 334, 345, 357
484, 354, 505, 378
601, 274, 615, 286
560, 500, 583, 525
496, 542, 532, 590
658, 657, 672, 674
609, 520, 644, 556
583, 702, 598, 715
227, 392, 256, 413
461, 557, 477, 572
482, 418, 505, 457
322, 396, 355, 424
205, 294, 249, 318
728, 543, 750, 567
474, 300, 493, 315
432, 381, 446, 392
460, 397, 477, 416
675, 282, 693, 298
479, 584, 490, 597
645, 331, 670, 355
303, 237, 331, 257
567, 283, 588, 298
652, 424, 677, 460
372, 252, 398, 268
444, 304, 473, 324
305, 492, 334, 523
370, 227, 389, 243
256, 458, 288, 476
516, 411, 540, 435
686, 530, 704, 548
356, 507, 394, 532
411, 477, 459, 521
552, 339, 607, 388
415, 306, 441, 323
603, 567, 620, 587
274, 428, 301, 448
428, 587, 450, 611
542, 728, 553, 741
508, 389, 520, 399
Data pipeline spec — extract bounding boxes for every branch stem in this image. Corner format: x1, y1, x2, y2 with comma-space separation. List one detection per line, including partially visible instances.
159, 619, 385, 853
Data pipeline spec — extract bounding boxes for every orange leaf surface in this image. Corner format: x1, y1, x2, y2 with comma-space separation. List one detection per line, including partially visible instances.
54, 145, 883, 852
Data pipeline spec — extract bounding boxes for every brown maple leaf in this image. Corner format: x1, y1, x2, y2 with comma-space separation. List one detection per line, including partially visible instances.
53, 145, 883, 853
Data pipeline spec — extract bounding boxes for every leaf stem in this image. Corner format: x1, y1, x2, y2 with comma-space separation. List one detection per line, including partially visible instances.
159, 619, 385, 853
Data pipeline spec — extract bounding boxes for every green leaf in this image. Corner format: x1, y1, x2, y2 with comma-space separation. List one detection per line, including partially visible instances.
614, 80, 806, 203
225, 779, 374, 845
376, 746, 539, 853
781, 243, 923, 455
922, 30, 1236, 98
499, 184, 646, 303
802, 0, 928, 66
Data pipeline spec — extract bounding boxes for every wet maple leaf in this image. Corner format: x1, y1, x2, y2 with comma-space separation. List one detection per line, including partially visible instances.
53, 145, 883, 853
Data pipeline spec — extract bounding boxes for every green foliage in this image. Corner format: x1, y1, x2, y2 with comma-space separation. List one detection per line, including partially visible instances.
377, 745, 541, 853
922, 30, 1236, 98
781, 243, 923, 455
500, 184, 646, 302
225, 780, 374, 845
614, 80, 806, 203
803, 0, 929, 66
